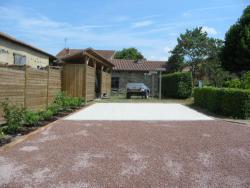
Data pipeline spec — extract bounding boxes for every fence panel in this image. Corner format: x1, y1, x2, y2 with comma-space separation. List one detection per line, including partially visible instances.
86, 66, 95, 101
26, 68, 48, 111
62, 64, 85, 98
0, 66, 62, 119
48, 68, 62, 104
101, 71, 111, 97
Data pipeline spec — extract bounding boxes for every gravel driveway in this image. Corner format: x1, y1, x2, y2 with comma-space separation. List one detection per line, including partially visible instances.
0, 104, 250, 187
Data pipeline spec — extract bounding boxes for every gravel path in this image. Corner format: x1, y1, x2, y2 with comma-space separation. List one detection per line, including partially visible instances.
0, 120, 250, 187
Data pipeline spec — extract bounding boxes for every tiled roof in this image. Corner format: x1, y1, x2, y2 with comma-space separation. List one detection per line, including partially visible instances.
93, 50, 115, 59
0, 32, 56, 59
111, 59, 167, 72
56, 49, 81, 58
56, 48, 115, 60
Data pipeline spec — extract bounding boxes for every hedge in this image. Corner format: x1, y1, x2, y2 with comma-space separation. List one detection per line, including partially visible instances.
162, 72, 192, 99
194, 87, 250, 119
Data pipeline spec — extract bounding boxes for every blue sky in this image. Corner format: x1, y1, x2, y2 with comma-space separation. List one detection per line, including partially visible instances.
0, 0, 249, 60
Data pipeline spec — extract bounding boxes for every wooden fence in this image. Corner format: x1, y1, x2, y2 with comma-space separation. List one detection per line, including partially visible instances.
101, 71, 111, 97
62, 64, 85, 98
0, 66, 61, 119
62, 64, 111, 101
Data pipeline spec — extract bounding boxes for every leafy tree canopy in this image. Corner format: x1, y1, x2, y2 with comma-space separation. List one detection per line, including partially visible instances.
167, 46, 184, 73
114, 48, 145, 60
167, 27, 223, 78
221, 5, 250, 72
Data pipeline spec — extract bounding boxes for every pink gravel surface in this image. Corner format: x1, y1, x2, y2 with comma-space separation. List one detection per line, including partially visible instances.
0, 120, 250, 188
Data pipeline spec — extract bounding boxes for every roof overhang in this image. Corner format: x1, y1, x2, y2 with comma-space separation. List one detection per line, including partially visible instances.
60, 48, 114, 67
0, 32, 56, 60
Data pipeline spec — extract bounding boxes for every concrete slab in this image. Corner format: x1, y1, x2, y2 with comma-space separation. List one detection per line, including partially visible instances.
65, 103, 213, 121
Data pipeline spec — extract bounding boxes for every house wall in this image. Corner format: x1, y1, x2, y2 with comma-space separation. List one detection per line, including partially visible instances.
112, 71, 159, 97
0, 38, 49, 68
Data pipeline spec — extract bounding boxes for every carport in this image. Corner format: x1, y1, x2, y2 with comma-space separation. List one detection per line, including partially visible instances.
60, 48, 114, 101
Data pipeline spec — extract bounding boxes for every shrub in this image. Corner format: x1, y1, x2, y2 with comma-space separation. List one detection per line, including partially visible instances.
241, 71, 250, 89
0, 127, 5, 138
223, 79, 241, 89
194, 87, 250, 119
53, 92, 84, 110
38, 109, 54, 121
162, 72, 192, 99
0, 100, 25, 134
24, 111, 40, 126
47, 103, 61, 115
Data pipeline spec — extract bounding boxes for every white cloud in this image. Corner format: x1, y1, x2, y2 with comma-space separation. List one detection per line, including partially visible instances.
202, 26, 217, 35
0, 6, 168, 57
132, 20, 153, 28
183, 3, 247, 16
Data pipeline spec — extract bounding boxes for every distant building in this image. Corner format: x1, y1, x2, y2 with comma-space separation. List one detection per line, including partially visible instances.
111, 59, 167, 96
57, 48, 167, 97
0, 32, 56, 68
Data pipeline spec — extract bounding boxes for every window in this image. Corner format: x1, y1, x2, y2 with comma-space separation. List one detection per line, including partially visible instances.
13, 54, 26, 65
0, 48, 9, 63
112, 77, 120, 89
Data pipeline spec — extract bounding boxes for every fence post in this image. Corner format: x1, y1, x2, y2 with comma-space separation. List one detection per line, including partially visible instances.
24, 66, 27, 108
46, 66, 50, 108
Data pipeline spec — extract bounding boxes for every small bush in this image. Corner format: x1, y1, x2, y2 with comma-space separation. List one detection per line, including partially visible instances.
54, 92, 84, 110
47, 103, 61, 115
0, 100, 25, 134
194, 87, 250, 119
0, 127, 5, 138
162, 72, 192, 99
241, 71, 250, 89
223, 79, 241, 89
24, 111, 40, 126
38, 109, 54, 121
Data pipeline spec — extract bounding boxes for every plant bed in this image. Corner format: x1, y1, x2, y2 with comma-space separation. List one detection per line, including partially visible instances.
0, 92, 85, 147
0, 134, 13, 147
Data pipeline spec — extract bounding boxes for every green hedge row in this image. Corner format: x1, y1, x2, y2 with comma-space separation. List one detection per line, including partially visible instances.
194, 87, 250, 119
162, 72, 192, 99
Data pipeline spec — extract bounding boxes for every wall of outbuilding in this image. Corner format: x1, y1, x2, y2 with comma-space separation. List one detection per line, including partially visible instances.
112, 71, 159, 96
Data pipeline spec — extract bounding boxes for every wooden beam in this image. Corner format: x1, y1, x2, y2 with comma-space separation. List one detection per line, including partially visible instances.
84, 57, 89, 104
100, 65, 104, 98
84, 52, 112, 68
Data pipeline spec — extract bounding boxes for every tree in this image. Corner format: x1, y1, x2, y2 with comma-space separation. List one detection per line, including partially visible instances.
114, 48, 145, 60
167, 46, 184, 73
174, 27, 218, 81
221, 5, 250, 72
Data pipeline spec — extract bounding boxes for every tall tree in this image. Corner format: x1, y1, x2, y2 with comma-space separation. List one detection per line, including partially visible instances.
175, 27, 214, 79
167, 46, 184, 73
114, 48, 145, 60
221, 5, 250, 72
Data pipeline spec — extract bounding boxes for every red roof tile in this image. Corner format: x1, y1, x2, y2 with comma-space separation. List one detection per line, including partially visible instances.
94, 50, 115, 59
56, 48, 115, 60
111, 59, 167, 72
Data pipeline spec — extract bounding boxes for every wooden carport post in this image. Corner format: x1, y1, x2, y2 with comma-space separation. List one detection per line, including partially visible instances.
100, 65, 104, 98
84, 57, 89, 105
